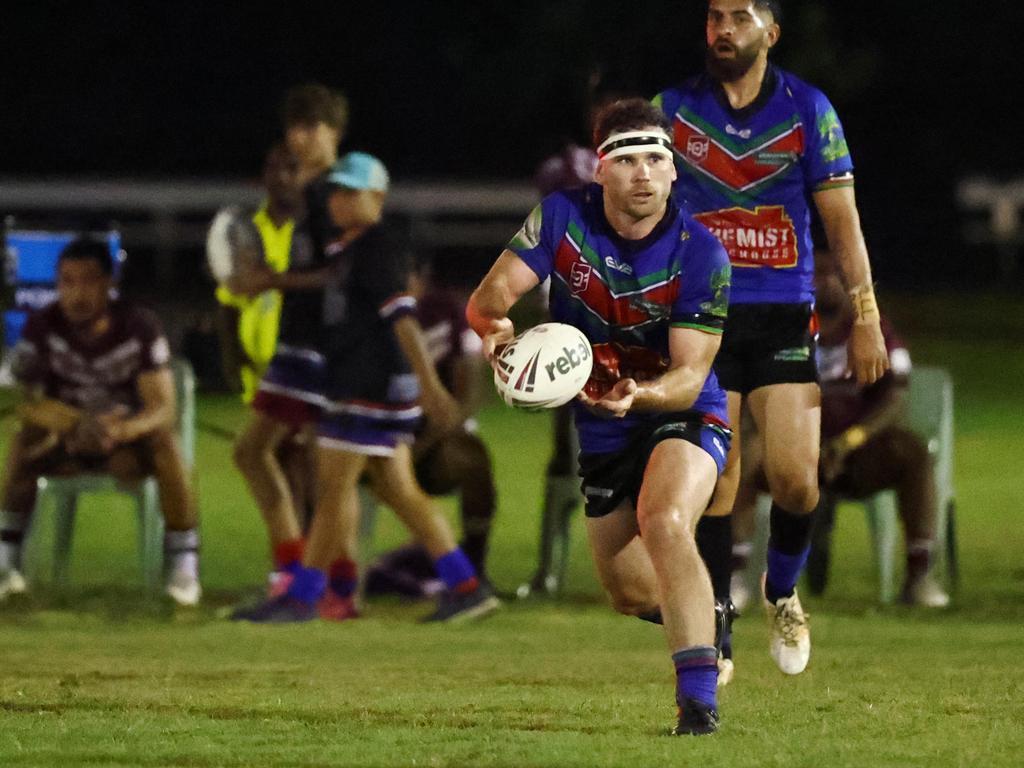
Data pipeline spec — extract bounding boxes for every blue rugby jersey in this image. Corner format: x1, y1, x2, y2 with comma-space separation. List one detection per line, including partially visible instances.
507, 184, 731, 454
654, 66, 854, 304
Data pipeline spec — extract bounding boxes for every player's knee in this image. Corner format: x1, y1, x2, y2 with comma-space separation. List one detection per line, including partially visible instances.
882, 427, 929, 467
607, 588, 659, 617
768, 469, 819, 514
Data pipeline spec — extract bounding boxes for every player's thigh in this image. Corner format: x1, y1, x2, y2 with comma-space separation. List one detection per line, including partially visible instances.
314, 443, 369, 499
585, 502, 657, 602
367, 444, 431, 511
234, 410, 294, 461
637, 438, 718, 532
747, 381, 821, 483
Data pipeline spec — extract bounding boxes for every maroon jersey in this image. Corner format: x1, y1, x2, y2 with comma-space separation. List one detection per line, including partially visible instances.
415, 288, 482, 394
12, 301, 171, 413
817, 315, 911, 439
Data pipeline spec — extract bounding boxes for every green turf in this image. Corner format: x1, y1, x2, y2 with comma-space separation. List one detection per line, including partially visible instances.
2, 294, 1023, 767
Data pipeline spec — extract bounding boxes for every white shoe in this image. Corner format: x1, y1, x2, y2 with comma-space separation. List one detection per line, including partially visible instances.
730, 571, 751, 613
165, 569, 202, 607
0, 569, 28, 601
904, 574, 950, 608
716, 657, 735, 687
765, 586, 811, 675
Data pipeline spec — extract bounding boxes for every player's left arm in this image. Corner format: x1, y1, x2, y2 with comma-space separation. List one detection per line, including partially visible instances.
813, 190, 888, 387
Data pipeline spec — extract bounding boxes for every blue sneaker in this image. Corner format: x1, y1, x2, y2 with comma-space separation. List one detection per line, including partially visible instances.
230, 594, 317, 623
421, 582, 500, 623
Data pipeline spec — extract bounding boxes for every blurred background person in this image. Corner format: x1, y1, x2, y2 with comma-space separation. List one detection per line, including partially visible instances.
229, 84, 349, 597
364, 256, 497, 598
234, 153, 499, 623
0, 237, 200, 605
812, 255, 949, 607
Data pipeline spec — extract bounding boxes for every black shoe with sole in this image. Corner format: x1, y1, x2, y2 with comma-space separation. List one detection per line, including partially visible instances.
673, 697, 720, 735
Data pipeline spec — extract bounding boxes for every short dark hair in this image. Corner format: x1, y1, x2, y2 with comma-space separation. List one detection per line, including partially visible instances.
756, 0, 782, 23
282, 83, 349, 134
710, 1, 781, 23
58, 236, 112, 275
592, 98, 671, 149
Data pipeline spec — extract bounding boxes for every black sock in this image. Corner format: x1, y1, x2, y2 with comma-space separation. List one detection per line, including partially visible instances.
768, 503, 814, 555
696, 515, 733, 603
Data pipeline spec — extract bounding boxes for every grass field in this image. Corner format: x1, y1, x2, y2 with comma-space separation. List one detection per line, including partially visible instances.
1, 293, 1023, 767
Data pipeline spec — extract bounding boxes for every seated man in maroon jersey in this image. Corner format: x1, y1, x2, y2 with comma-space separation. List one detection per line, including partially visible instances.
0, 237, 201, 605
365, 257, 497, 597
811, 256, 949, 607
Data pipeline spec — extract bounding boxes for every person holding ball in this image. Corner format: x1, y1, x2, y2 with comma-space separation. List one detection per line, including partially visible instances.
466, 98, 732, 735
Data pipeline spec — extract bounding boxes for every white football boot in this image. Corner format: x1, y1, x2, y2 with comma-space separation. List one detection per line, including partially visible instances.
0, 569, 28, 602
764, 579, 811, 675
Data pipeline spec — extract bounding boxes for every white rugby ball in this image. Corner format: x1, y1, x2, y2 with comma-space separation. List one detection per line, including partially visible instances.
494, 323, 593, 410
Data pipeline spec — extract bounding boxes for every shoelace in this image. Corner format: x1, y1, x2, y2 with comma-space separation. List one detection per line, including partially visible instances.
774, 599, 810, 646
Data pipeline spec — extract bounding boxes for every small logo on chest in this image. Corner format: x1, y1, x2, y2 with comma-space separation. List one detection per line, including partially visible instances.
603, 255, 633, 275
570, 261, 592, 293
686, 136, 710, 163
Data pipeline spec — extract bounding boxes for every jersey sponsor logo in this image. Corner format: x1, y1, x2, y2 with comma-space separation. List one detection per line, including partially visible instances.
725, 124, 752, 139
603, 255, 633, 275
570, 260, 592, 293
774, 346, 811, 362
686, 136, 710, 163
694, 205, 798, 269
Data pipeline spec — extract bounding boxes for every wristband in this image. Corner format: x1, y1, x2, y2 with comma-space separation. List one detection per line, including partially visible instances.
842, 425, 868, 451
848, 284, 880, 325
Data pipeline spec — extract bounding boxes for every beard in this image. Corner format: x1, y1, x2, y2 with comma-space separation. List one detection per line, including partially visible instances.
706, 40, 761, 83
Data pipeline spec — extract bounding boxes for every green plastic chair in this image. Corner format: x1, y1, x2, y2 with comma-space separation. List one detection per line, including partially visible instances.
856, 365, 958, 602
24, 358, 196, 591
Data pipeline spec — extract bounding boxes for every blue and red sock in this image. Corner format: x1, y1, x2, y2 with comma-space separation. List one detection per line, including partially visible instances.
434, 548, 478, 594
329, 558, 358, 598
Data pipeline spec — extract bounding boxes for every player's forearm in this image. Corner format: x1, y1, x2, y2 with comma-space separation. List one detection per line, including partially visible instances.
630, 365, 707, 413
16, 397, 83, 434
269, 266, 332, 291
466, 281, 514, 339
118, 401, 174, 443
393, 315, 446, 393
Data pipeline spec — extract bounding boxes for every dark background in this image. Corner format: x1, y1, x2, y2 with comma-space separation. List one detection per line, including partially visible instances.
2, 1, 1023, 289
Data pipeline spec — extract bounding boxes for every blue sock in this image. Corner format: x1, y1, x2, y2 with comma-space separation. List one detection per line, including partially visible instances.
673, 646, 718, 709
766, 546, 810, 603
434, 548, 478, 592
286, 565, 327, 605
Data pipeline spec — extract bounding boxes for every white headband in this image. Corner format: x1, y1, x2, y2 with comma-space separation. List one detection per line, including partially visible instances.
597, 130, 675, 161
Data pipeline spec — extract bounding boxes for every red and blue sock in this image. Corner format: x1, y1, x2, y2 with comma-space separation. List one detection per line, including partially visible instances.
434, 548, 478, 594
